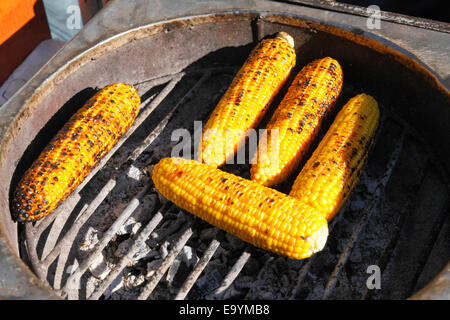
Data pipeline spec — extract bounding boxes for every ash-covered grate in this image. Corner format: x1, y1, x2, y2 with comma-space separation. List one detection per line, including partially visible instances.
19, 61, 449, 300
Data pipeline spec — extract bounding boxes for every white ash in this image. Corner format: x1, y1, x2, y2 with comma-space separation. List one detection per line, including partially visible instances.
181, 245, 199, 268
159, 241, 170, 259
66, 259, 79, 275
126, 165, 142, 181
89, 253, 110, 280
117, 217, 142, 236
124, 273, 146, 289
80, 227, 101, 252
115, 193, 157, 236
114, 238, 152, 261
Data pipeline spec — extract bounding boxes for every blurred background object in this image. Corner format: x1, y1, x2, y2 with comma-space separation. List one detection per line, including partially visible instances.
0, 0, 108, 107
0, 0, 51, 86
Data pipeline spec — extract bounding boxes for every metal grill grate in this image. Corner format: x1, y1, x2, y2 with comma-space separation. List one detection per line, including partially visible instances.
20, 60, 449, 300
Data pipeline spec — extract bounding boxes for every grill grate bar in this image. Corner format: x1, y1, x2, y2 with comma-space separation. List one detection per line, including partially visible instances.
42, 179, 117, 267
87, 205, 166, 300
137, 225, 194, 300
61, 185, 149, 296
286, 217, 341, 299
129, 70, 214, 162
407, 199, 449, 297
174, 239, 221, 300
360, 160, 439, 300
320, 125, 407, 300
211, 250, 251, 299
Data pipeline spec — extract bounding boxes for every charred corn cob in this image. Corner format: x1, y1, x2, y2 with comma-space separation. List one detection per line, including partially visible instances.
199, 32, 296, 167
251, 57, 343, 186
152, 157, 328, 259
12, 83, 141, 222
289, 94, 380, 221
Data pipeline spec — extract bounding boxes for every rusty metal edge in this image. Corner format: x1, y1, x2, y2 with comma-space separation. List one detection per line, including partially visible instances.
277, 0, 450, 33
0, 0, 448, 299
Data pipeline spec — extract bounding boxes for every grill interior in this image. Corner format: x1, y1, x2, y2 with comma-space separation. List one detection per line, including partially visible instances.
3, 13, 449, 300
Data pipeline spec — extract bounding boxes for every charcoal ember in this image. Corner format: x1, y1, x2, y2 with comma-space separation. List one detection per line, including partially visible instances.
189, 269, 223, 299
199, 227, 219, 241
146, 259, 163, 278
223, 233, 245, 251
102, 271, 124, 300
137, 193, 158, 219
150, 210, 187, 241
233, 275, 255, 290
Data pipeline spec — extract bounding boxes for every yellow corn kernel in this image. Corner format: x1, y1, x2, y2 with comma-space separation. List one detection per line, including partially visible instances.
251, 57, 343, 186
289, 94, 380, 221
12, 83, 141, 222
152, 157, 328, 259
199, 32, 296, 167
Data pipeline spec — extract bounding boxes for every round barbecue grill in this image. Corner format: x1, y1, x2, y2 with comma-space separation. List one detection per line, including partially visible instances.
0, 0, 449, 300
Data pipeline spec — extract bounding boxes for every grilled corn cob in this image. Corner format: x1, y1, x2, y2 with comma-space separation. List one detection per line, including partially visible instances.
289, 94, 380, 221
251, 57, 343, 186
12, 83, 141, 222
152, 157, 328, 259
199, 32, 296, 167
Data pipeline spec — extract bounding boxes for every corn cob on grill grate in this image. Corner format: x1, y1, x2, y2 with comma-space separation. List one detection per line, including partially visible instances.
12, 83, 141, 222
152, 157, 329, 259
199, 32, 296, 167
251, 57, 343, 187
290, 93, 380, 221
